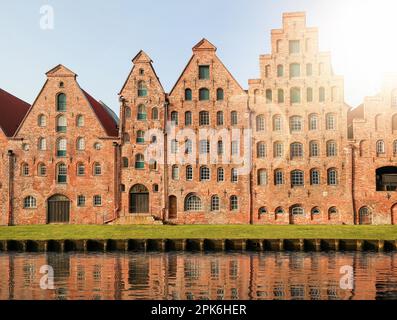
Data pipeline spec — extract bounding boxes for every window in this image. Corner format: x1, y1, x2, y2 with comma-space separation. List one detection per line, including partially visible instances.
138, 104, 147, 120
307, 88, 313, 102
24, 196, 37, 209
217, 168, 224, 182
77, 137, 85, 151
257, 142, 267, 158
216, 111, 224, 126
231, 168, 238, 183
328, 169, 338, 186
185, 139, 193, 154
291, 170, 304, 187
276, 40, 282, 53
265, 65, 271, 78
319, 87, 326, 102
57, 163, 67, 184
57, 138, 67, 157
38, 138, 47, 151
199, 66, 210, 80
290, 63, 301, 77
153, 184, 159, 192
171, 139, 179, 154
77, 163, 85, 176
149, 159, 157, 171
231, 141, 239, 156
310, 169, 320, 185
125, 107, 131, 119
311, 207, 321, 215
327, 141, 337, 157
199, 140, 210, 154
136, 130, 145, 144
290, 116, 302, 132
152, 107, 159, 120
393, 141, 397, 156
326, 114, 336, 130
76, 115, 84, 127
290, 143, 303, 159
22, 143, 29, 151
290, 88, 301, 104
139, 69, 144, 75
277, 65, 284, 77
306, 63, 313, 76
278, 89, 285, 103
273, 115, 282, 131
93, 195, 102, 207
38, 114, 46, 127
291, 205, 304, 215
185, 88, 192, 101
57, 115, 67, 132
217, 140, 224, 155
200, 166, 210, 181
274, 170, 284, 185
266, 89, 272, 103
217, 88, 224, 101
328, 207, 338, 216
274, 142, 284, 158
259, 207, 268, 215
186, 166, 193, 181
77, 195, 86, 207
122, 157, 129, 168
275, 207, 285, 215
230, 196, 239, 211
172, 165, 180, 180
211, 196, 220, 211
258, 169, 268, 186
135, 154, 145, 169
93, 163, 102, 176
231, 111, 238, 126
137, 81, 147, 97
171, 111, 179, 125
310, 141, 319, 157
57, 93, 66, 111
199, 88, 210, 101
377, 140, 385, 155
199, 111, 210, 126
38, 163, 47, 176
185, 111, 192, 126
256, 115, 265, 131
94, 143, 102, 150
309, 114, 318, 130
289, 40, 300, 54
185, 194, 202, 211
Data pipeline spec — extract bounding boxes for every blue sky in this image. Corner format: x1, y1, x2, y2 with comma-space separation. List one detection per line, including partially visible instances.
1, 0, 396, 114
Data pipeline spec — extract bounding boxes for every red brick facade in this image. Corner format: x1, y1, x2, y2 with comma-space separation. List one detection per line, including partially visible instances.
0, 12, 396, 226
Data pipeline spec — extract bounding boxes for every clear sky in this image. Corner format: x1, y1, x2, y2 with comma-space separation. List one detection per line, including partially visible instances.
1, 0, 397, 114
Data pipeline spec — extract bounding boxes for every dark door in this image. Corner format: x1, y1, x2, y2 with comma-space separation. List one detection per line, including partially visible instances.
359, 207, 372, 225
169, 196, 177, 219
129, 184, 149, 214
48, 195, 70, 224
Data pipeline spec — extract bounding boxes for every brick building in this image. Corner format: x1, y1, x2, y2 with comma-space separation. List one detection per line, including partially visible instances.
0, 12, 396, 226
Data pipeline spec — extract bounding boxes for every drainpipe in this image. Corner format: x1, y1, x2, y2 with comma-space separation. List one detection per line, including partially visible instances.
104, 142, 121, 224
7, 150, 14, 226
247, 99, 254, 225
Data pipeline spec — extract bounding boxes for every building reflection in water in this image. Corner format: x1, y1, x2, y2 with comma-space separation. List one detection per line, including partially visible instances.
0, 252, 397, 300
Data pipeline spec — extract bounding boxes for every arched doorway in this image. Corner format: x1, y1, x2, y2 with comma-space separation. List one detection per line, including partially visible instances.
392, 204, 397, 225
47, 195, 70, 224
359, 207, 372, 225
289, 204, 304, 225
169, 196, 177, 219
129, 184, 149, 214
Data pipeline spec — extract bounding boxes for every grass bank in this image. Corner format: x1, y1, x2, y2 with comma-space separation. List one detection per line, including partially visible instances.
0, 225, 396, 241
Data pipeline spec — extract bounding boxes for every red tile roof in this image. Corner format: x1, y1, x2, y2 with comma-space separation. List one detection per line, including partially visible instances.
82, 90, 119, 137
0, 88, 30, 137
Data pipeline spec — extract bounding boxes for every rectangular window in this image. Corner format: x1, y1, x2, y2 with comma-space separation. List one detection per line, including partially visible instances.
200, 140, 210, 154
94, 195, 102, 207
77, 195, 86, 207
199, 66, 210, 80
231, 169, 238, 183
289, 40, 300, 54
231, 141, 239, 156
217, 169, 224, 182
171, 140, 179, 154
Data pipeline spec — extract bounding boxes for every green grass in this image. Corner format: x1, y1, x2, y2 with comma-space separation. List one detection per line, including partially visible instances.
0, 225, 396, 241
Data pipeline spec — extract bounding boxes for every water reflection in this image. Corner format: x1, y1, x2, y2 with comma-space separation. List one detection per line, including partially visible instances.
0, 251, 396, 300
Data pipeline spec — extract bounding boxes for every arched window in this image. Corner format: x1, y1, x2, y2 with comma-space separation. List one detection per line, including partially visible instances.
137, 81, 147, 97
290, 63, 301, 78
265, 65, 271, 78
266, 89, 272, 103
211, 195, 220, 211
290, 87, 301, 104
231, 111, 238, 126
273, 115, 282, 131
185, 88, 192, 101
185, 111, 192, 126
277, 65, 284, 77
185, 139, 193, 154
326, 141, 337, 157
136, 130, 145, 144
309, 114, 318, 130
259, 207, 268, 216
231, 168, 238, 183
185, 194, 202, 211
77, 163, 85, 176
199, 88, 210, 101
199, 111, 210, 126
328, 207, 338, 216
56, 115, 67, 132
311, 207, 321, 216
278, 89, 285, 103
254, 89, 260, 104
172, 165, 179, 180
200, 166, 210, 181
56, 163, 67, 183
135, 154, 145, 169
256, 115, 265, 132
171, 139, 179, 154
377, 140, 385, 155
326, 113, 336, 130
38, 114, 47, 127
57, 93, 66, 111
199, 140, 210, 154
93, 162, 102, 176
137, 104, 147, 120
186, 166, 193, 181
217, 111, 224, 126
290, 116, 303, 132
152, 107, 159, 120
24, 196, 37, 209
393, 141, 397, 156
171, 111, 179, 125
307, 87, 313, 102
310, 169, 320, 185
275, 207, 285, 215
291, 205, 304, 215
122, 157, 129, 168
257, 142, 267, 158
258, 169, 268, 186
290, 142, 303, 159
76, 137, 85, 151
319, 87, 326, 102
273, 141, 284, 158
291, 170, 304, 187
327, 168, 338, 185
57, 138, 67, 157
76, 115, 84, 127
217, 140, 224, 155
274, 169, 284, 185
21, 163, 29, 176
310, 141, 319, 157
217, 168, 224, 182
125, 107, 131, 119
38, 163, 47, 176
217, 88, 224, 101
230, 196, 239, 211
38, 138, 47, 151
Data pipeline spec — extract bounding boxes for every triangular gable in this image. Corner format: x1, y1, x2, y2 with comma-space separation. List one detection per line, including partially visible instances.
46, 64, 77, 78
193, 38, 217, 52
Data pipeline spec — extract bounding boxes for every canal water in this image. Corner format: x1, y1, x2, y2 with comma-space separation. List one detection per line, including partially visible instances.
0, 251, 396, 300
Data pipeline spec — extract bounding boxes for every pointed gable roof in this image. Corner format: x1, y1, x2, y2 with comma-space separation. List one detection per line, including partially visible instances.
132, 50, 153, 64
46, 64, 77, 79
0, 88, 30, 137
193, 38, 217, 52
